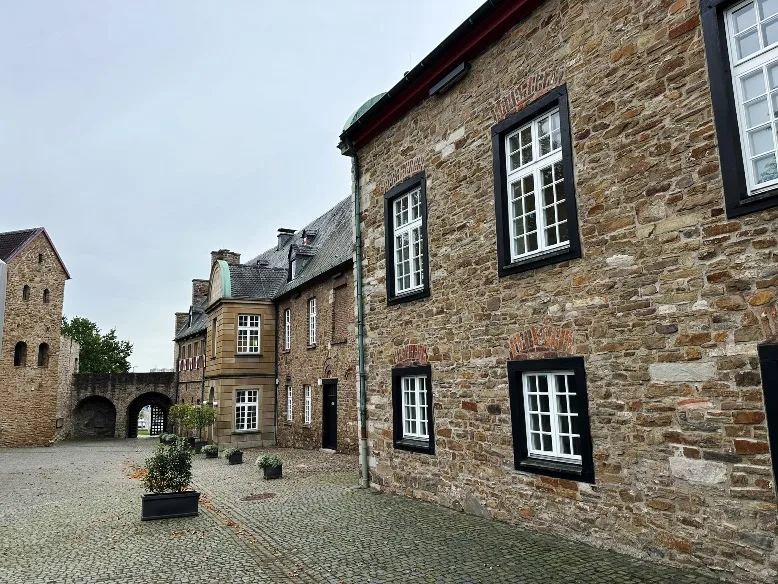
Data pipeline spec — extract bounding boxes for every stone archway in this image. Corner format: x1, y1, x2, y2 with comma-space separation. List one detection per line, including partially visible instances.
126, 392, 172, 438
73, 396, 117, 439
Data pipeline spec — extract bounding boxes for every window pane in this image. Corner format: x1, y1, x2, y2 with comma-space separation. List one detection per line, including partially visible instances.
746, 97, 770, 127
572, 436, 581, 455
571, 415, 580, 435
734, 3, 757, 33
738, 29, 762, 59
531, 433, 541, 450
530, 414, 539, 431
528, 375, 537, 393
540, 415, 551, 432
559, 416, 569, 433
749, 126, 774, 155
527, 232, 538, 252
539, 394, 549, 412
742, 70, 767, 101
754, 152, 778, 182
557, 394, 569, 414
542, 434, 553, 451
538, 375, 549, 393
561, 436, 571, 455
763, 0, 778, 19
529, 394, 538, 412
509, 133, 520, 153
766, 18, 778, 46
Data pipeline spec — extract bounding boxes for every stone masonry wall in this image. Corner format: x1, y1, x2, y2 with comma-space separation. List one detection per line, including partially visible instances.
55, 334, 80, 440
276, 268, 358, 453
355, 1, 778, 581
0, 233, 67, 447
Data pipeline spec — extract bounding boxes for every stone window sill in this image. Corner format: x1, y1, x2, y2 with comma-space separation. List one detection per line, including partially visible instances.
394, 437, 434, 455
235, 353, 263, 358
307, 344, 317, 350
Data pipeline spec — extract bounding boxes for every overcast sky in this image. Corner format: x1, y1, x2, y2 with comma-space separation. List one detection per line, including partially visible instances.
1, 1, 482, 370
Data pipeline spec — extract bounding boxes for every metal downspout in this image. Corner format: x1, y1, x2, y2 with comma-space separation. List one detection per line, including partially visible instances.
273, 303, 279, 446
346, 136, 370, 489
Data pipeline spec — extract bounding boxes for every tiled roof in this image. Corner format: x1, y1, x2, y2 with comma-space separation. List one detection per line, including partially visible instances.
0, 228, 42, 262
175, 307, 207, 340
248, 196, 353, 298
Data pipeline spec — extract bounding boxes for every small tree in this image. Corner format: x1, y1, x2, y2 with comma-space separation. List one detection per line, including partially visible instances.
185, 405, 216, 439
168, 404, 191, 436
142, 438, 193, 494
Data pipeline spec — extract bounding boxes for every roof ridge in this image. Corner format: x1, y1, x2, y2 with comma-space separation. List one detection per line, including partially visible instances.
0, 227, 43, 236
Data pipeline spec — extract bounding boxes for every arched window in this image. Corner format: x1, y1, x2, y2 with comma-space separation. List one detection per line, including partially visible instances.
22, 285, 30, 301
43, 289, 50, 304
208, 387, 214, 404
37, 343, 49, 367
14, 342, 27, 366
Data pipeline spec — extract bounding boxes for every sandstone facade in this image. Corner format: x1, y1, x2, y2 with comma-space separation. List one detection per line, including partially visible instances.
343, 1, 778, 581
0, 229, 69, 447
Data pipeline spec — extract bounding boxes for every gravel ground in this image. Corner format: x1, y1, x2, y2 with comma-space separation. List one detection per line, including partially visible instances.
0, 440, 723, 584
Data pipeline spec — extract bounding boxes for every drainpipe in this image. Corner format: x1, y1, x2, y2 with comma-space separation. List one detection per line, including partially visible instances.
273, 303, 279, 446
344, 135, 370, 489
200, 341, 205, 440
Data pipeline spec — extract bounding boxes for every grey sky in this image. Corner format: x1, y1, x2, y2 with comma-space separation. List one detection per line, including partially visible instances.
1, 0, 481, 370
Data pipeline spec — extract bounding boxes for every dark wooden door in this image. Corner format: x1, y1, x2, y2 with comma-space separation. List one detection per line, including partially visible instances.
322, 381, 337, 450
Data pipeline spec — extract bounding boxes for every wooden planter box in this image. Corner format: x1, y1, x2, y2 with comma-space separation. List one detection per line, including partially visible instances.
227, 452, 243, 465
263, 465, 282, 480
141, 491, 200, 521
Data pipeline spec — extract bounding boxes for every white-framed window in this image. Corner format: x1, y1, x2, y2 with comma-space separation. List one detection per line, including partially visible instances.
290, 259, 297, 279
393, 188, 425, 294
308, 298, 317, 346
401, 376, 429, 441
237, 314, 260, 354
726, 0, 778, 194
286, 385, 293, 421
211, 318, 217, 357
504, 108, 569, 262
284, 309, 291, 351
304, 385, 312, 424
522, 371, 581, 463
235, 389, 258, 431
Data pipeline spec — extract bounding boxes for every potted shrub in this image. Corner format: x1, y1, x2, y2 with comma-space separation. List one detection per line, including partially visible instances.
256, 454, 283, 479
160, 433, 177, 445
201, 444, 218, 459
185, 405, 216, 453
140, 437, 199, 521
223, 447, 243, 465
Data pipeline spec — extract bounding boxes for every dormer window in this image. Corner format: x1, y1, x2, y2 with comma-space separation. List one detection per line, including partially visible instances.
290, 259, 297, 280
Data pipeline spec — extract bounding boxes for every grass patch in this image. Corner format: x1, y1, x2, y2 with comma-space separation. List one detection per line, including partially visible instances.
137, 429, 150, 436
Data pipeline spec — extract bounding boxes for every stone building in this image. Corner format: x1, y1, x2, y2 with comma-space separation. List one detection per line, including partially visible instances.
338, 0, 778, 581
268, 197, 358, 454
0, 227, 71, 446
55, 334, 80, 440
173, 199, 357, 452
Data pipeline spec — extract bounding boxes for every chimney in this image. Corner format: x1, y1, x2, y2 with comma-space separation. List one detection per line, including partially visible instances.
175, 312, 188, 334
191, 279, 209, 307
210, 249, 241, 266
277, 228, 295, 250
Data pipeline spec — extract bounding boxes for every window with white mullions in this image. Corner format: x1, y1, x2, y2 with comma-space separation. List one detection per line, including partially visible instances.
286, 385, 293, 421
727, 0, 778, 193
523, 372, 581, 462
308, 298, 317, 345
401, 376, 429, 440
304, 385, 312, 424
505, 109, 568, 261
393, 188, 424, 294
235, 389, 258, 431
237, 314, 260, 354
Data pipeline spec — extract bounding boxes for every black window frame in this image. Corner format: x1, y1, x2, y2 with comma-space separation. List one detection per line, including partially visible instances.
507, 356, 594, 483
757, 343, 778, 497
384, 172, 431, 306
701, 0, 778, 217
491, 85, 582, 277
392, 364, 435, 455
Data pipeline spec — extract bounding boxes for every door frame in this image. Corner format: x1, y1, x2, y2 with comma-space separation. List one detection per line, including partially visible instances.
321, 378, 338, 450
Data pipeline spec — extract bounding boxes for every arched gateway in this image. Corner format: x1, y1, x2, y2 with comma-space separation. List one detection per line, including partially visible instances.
68, 373, 176, 439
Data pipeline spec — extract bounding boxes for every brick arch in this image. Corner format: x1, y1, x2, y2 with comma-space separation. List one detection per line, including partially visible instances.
73, 396, 116, 439
391, 344, 429, 367
508, 325, 574, 360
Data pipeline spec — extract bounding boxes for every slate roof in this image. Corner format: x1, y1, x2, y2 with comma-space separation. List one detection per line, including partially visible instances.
0, 228, 42, 262
0, 227, 71, 278
174, 307, 207, 340
248, 196, 353, 298
174, 196, 353, 339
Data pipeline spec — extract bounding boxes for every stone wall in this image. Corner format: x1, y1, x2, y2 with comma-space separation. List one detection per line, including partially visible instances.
0, 233, 67, 447
355, 1, 778, 581
276, 268, 358, 453
55, 335, 80, 440
71, 373, 175, 438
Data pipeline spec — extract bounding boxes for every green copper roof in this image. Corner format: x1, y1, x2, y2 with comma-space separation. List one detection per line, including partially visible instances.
217, 259, 231, 298
343, 93, 386, 131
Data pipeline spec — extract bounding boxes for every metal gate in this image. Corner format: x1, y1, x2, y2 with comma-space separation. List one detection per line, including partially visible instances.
150, 405, 165, 436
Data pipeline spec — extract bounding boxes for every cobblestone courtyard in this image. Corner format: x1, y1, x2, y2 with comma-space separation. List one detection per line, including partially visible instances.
0, 440, 724, 583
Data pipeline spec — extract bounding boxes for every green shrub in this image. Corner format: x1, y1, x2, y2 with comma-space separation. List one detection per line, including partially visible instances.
223, 447, 242, 459
168, 404, 192, 435
160, 433, 178, 445
185, 405, 216, 433
256, 454, 283, 469
201, 444, 218, 456
142, 438, 193, 494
